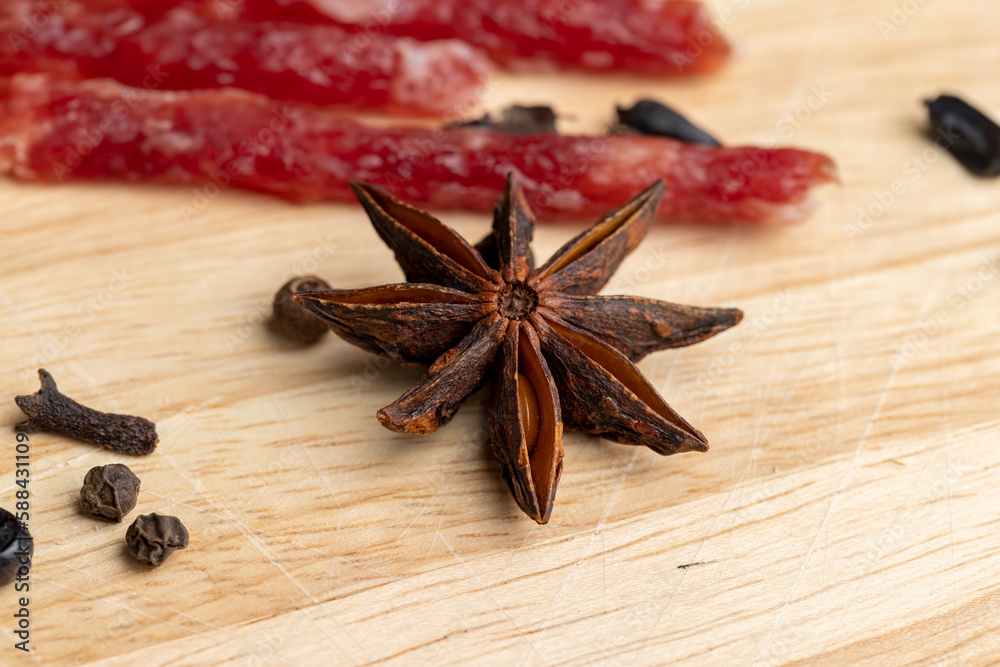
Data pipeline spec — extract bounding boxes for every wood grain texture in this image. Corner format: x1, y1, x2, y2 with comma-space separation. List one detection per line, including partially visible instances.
2, 0, 1000, 664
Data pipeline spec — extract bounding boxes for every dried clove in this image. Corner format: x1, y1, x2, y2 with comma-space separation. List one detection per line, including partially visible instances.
925, 94, 1000, 177
80, 464, 141, 522
0, 508, 31, 587
125, 513, 189, 566
613, 99, 721, 146
447, 104, 558, 134
14, 370, 157, 455
271, 275, 332, 344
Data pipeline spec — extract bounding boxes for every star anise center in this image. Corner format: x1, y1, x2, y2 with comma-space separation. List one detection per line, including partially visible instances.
498, 282, 539, 320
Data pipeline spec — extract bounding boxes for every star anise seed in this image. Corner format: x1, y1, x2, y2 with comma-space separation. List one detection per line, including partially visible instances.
296, 174, 742, 524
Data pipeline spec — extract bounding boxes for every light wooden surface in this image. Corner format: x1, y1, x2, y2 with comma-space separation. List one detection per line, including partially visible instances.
3, 0, 1000, 664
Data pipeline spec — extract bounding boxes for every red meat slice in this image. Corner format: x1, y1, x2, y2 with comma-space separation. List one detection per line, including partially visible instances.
0, 75, 836, 224
49, 0, 732, 75
0, 2, 493, 115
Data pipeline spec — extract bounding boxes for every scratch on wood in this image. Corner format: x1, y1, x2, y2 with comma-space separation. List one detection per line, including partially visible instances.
437, 533, 545, 661
677, 561, 718, 570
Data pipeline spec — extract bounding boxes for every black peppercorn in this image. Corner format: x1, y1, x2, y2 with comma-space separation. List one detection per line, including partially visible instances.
614, 99, 722, 146
125, 513, 189, 566
446, 104, 558, 134
0, 508, 32, 587
80, 464, 141, 522
925, 94, 1000, 177
271, 275, 332, 344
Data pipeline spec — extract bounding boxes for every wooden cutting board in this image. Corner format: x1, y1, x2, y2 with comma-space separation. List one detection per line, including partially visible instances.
2, 0, 999, 664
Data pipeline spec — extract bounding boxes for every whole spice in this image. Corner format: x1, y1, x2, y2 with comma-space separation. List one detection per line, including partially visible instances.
295, 175, 742, 523
614, 99, 722, 146
271, 275, 333, 344
449, 105, 558, 134
925, 95, 1000, 177
80, 464, 141, 522
14, 370, 157, 455
125, 513, 189, 566
0, 508, 31, 586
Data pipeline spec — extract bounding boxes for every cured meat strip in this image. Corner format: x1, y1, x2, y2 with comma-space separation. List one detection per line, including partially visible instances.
0, 2, 492, 116
0, 75, 836, 224
62, 0, 731, 75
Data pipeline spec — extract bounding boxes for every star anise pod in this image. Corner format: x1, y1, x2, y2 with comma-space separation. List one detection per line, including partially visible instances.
295, 175, 742, 524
